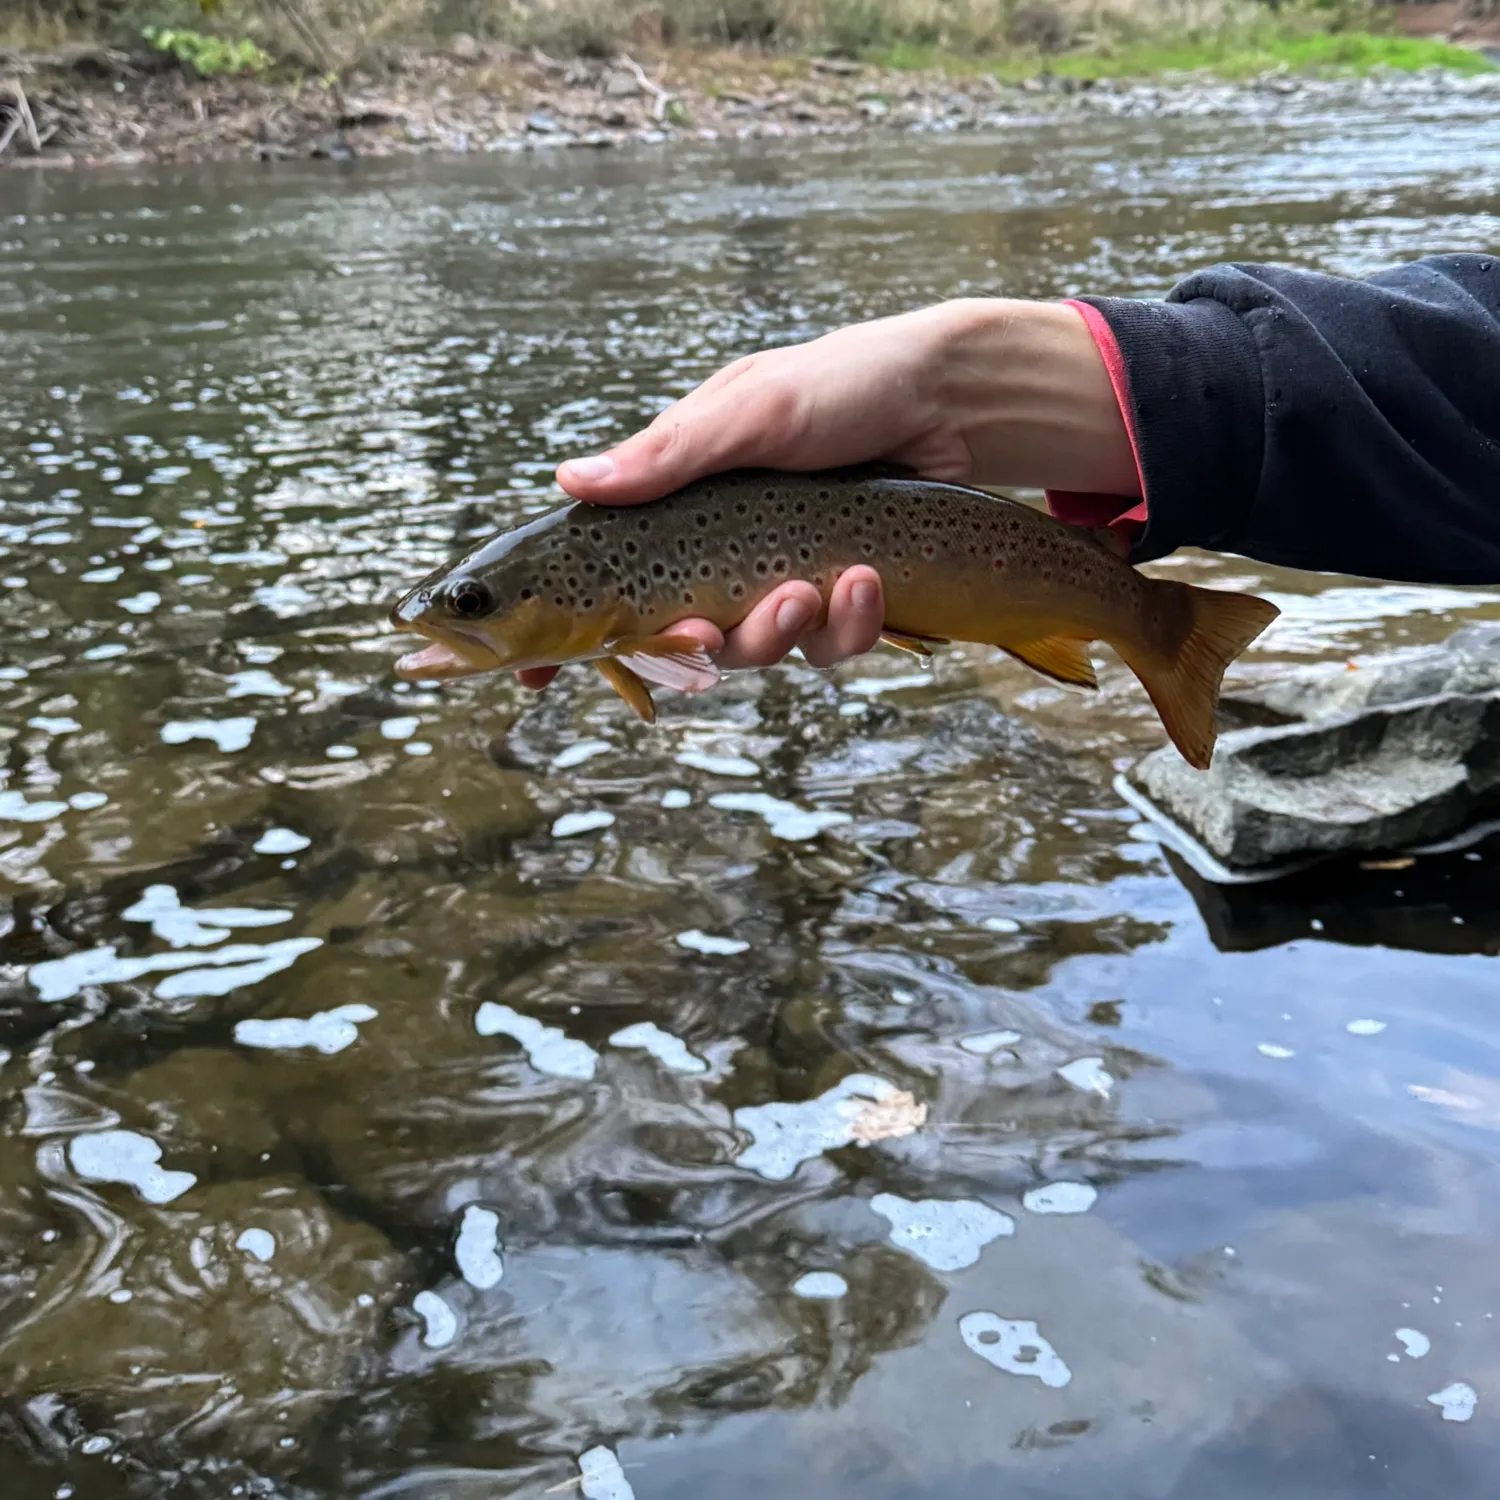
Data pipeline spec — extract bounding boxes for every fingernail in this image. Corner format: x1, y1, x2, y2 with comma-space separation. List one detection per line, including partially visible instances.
561, 455, 616, 483
851, 579, 879, 612
776, 596, 817, 635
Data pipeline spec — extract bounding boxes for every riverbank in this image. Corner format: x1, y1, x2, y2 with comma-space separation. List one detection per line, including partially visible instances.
2, 26, 1497, 171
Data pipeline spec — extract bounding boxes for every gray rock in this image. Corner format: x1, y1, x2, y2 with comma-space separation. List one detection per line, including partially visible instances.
1220, 623, 1500, 726
1129, 691, 1500, 871
602, 70, 642, 98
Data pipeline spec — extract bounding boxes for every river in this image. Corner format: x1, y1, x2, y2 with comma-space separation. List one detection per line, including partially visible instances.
3, 85, 1500, 1499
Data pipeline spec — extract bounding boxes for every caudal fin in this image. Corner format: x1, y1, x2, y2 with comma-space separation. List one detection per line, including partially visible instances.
1119, 580, 1280, 770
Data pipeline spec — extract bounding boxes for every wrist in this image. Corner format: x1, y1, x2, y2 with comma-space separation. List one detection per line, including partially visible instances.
931, 297, 1140, 497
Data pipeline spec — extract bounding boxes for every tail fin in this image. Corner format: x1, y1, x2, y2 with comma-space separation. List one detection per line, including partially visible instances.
1117, 580, 1280, 770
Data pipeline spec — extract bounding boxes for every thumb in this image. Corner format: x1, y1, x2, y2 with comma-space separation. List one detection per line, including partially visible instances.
557, 379, 791, 506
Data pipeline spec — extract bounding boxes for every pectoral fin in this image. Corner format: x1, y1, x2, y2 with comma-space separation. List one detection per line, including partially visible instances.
608, 633, 722, 695
880, 628, 948, 659
1001, 635, 1099, 691
597, 658, 656, 723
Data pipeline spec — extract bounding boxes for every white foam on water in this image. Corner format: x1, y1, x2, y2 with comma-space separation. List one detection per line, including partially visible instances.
325, 744, 359, 760
1057, 1056, 1114, 1096
1257, 1043, 1296, 1060
660, 788, 691, 808
153, 938, 323, 1000
960, 1312, 1072, 1388
1023, 1182, 1098, 1216
379, 716, 421, 740
476, 1003, 599, 1080
675, 748, 760, 777
80, 565, 123, 582
960, 1030, 1022, 1056
0, 790, 68, 823
413, 1290, 457, 1350
118, 591, 161, 614
28, 937, 321, 1003
82, 643, 128, 660
709, 791, 852, 842
551, 738, 611, 768
870, 1194, 1015, 1271
404, 741, 433, 756
839, 700, 868, 717
161, 717, 256, 753
551, 810, 615, 838
28, 715, 82, 734
235, 1227, 277, 1262
122, 883, 290, 947
253, 827, 311, 855
68, 791, 108, 811
609, 1021, 708, 1075
234, 1003, 376, 1055
792, 1271, 849, 1300
1347, 1019, 1387, 1036
1395, 1328, 1431, 1359
675, 929, 749, 956
982, 916, 1022, 933
579, 1446, 635, 1500
844, 671, 934, 697
225, 669, 291, 699
1428, 1382, 1477, 1422
455, 1205, 504, 1289
68, 1130, 196, 1205
733, 1074, 905, 1182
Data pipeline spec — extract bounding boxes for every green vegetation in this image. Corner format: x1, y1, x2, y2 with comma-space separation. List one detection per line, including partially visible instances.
2, 0, 1493, 84
877, 28, 1496, 80
142, 24, 271, 74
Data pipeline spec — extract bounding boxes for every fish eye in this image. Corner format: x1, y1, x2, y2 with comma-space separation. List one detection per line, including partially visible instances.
447, 580, 492, 618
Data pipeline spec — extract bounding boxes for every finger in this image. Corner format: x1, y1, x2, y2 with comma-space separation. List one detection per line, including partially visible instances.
659, 617, 727, 657
714, 582, 822, 671
516, 666, 559, 690
557, 375, 803, 507
799, 567, 885, 669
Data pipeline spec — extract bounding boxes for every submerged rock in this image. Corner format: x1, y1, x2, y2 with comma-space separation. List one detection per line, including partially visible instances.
1129, 627, 1500, 873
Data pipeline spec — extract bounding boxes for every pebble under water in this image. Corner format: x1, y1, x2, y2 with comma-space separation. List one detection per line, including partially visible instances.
3, 89, 1500, 1499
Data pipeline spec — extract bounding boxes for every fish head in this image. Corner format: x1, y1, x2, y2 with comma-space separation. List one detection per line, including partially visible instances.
389, 510, 612, 681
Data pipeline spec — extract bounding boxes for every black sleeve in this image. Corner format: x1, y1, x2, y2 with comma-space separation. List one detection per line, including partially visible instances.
1077, 253, 1500, 584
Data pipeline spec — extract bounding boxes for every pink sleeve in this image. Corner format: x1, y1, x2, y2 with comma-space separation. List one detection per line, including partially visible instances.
1043, 299, 1148, 550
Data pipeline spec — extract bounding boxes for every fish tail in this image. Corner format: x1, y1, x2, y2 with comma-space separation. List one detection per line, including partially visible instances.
1117, 580, 1281, 770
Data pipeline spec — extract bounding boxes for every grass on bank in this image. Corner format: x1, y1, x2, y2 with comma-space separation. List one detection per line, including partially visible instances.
2, 0, 1494, 82
878, 28, 1496, 79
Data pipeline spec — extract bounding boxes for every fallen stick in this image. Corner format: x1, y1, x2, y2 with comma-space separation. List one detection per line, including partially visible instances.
616, 52, 672, 123
1, 78, 41, 153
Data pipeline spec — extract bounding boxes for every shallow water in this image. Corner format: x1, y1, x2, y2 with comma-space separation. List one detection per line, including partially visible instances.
3, 90, 1500, 1498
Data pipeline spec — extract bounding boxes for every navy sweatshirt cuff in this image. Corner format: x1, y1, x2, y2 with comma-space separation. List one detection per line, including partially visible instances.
1074, 294, 1266, 564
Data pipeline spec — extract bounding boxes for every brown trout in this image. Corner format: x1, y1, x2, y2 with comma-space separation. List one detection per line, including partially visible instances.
390, 465, 1280, 768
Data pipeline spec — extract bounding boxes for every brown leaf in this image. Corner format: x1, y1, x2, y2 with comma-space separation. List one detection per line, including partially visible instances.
851, 1089, 926, 1144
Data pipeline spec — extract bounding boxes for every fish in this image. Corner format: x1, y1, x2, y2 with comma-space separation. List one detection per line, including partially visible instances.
389, 465, 1280, 769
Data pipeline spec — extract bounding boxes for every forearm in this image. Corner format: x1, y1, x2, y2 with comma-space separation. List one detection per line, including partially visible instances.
932, 298, 1140, 499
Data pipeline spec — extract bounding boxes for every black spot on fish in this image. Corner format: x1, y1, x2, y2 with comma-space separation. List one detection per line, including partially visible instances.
772, 557, 789, 575
730, 581, 746, 599
652, 562, 666, 578
638, 518, 651, 532
697, 562, 713, 580
753, 560, 769, 577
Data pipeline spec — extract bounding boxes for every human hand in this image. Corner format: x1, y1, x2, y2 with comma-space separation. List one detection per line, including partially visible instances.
518, 297, 1134, 691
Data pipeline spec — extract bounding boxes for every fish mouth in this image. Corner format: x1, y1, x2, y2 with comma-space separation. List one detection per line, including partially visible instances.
391, 624, 505, 682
